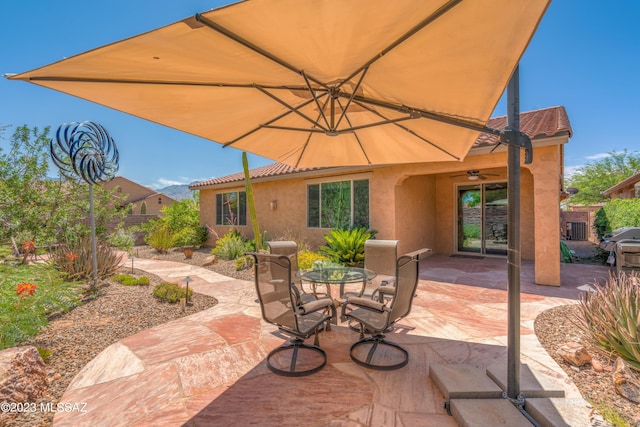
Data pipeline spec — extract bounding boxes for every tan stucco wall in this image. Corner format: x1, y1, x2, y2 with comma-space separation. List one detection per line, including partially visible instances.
199, 141, 565, 285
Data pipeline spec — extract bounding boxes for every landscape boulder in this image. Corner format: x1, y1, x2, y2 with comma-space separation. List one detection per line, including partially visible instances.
612, 357, 640, 404
557, 342, 592, 367
202, 255, 218, 267
0, 346, 48, 424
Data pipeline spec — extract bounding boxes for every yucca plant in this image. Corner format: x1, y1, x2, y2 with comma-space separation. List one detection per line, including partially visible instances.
576, 271, 640, 371
318, 227, 376, 266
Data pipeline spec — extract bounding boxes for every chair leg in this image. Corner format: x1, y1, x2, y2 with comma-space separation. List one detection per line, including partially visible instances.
349, 334, 409, 371
266, 338, 327, 377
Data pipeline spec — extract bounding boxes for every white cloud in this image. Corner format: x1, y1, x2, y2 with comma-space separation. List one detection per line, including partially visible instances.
148, 176, 216, 189
564, 165, 581, 179
585, 152, 612, 160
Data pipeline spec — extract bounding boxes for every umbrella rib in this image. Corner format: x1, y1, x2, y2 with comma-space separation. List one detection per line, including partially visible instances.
336, 100, 372, 165
223, 96, 321, 147
340, 0, 463, 87
342, 93, 501, 136
254, 86, 329, 132
302, 72, 331, 130
352, 100, 461, 161
195, 13, 328, 89
334, 67, 369, 130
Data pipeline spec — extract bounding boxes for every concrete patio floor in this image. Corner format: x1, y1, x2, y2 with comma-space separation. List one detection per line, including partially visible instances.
52, 254, 612, 426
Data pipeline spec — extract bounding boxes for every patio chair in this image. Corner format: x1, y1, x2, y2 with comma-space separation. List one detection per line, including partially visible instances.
267, 240, 323, 300
249, 252, 336, 376
341, 250, 421, 370
339, 239, 398, 301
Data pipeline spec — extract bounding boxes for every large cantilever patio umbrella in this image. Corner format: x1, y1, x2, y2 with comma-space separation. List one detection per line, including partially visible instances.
7, 0, 550, 400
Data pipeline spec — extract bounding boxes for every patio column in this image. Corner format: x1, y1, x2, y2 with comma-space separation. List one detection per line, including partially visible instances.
530, 146, 562, 286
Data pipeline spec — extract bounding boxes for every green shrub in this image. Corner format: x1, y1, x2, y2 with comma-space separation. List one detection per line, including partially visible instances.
112, 274, 149, 286
463, 224, 481, 240
594, 198, 640, 240
146, 226, 174, 254
108, 225, 137, 251
318, 227, 376, 266
172, 226, 207, 248
298, 250, 327, 270
48, 236, 123, 281
152, 282, 192, 303
211, 229, 248, 260
234, 255, 253, 271
37, 347, 52, 363
577, 271, 640, 371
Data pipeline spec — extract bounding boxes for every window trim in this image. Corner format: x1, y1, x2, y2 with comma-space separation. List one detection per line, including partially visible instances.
215, 190, 247, 226
307, 177, 370, 229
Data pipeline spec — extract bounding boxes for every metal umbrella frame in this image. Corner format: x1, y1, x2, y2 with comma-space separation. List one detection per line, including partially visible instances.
7, 0, 549, 404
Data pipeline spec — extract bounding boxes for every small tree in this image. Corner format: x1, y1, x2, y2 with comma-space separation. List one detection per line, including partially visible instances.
566, 150, 640, 206
0, 125, 126, 255
140, 201, 147, 214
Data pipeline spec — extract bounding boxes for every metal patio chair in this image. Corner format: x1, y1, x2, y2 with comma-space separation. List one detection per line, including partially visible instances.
339, 239, 399, 301
341, 250, 422, 370
249, 252, 336, 376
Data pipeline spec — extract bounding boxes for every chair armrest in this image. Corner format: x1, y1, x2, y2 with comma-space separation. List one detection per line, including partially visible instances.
299, 297, 333, 314
345, 296, 386, 312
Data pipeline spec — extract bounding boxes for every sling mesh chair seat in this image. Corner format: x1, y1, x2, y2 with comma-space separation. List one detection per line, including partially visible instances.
250, 252, 336, 376
267, 240, 328, 300
339, 239, 399, 301
341, 251, 422, 370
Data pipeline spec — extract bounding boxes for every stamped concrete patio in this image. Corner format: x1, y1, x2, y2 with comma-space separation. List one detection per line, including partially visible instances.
52, 254, 611, 426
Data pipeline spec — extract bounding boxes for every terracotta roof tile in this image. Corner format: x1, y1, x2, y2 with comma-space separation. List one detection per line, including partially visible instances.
190, 106, 572, 189
475, 106, 572, 147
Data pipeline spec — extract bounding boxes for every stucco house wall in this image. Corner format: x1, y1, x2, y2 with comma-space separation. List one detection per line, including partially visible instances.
193, 106, 571, 286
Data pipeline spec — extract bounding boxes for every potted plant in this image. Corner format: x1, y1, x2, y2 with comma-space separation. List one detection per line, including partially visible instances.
173, 227, 201, 259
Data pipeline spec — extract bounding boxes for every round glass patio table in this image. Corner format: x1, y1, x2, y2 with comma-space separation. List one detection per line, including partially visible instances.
298, 267, 376, 301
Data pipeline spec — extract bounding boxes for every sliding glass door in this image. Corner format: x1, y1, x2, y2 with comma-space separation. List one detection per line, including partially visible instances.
457, 182, 508, 256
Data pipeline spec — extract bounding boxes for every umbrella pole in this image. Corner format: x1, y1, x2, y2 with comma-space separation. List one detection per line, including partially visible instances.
506, 65, 521, 400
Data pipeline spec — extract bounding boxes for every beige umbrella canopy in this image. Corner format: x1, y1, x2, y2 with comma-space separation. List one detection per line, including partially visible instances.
9, 0, 549, 168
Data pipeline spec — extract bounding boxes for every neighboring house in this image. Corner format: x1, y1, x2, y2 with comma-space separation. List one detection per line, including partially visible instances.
103, 176, 176, 215
191, 106, 572, 287
602, 172, 640, 199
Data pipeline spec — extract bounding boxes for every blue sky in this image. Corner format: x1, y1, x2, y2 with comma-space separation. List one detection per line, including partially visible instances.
1, 1, 638, 189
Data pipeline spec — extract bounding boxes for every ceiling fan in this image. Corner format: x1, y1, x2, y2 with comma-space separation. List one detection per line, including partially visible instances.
450, 170, 500, 181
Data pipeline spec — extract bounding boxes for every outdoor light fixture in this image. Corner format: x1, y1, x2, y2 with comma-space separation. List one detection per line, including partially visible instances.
467, 174, 479, 181
269, 200, 278, 211
183, 276, 193, 305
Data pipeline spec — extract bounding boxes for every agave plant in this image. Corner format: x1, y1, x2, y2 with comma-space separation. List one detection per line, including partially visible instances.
576, 271, 640, 371
318, 227, 376, 266
49, 236, 123, 281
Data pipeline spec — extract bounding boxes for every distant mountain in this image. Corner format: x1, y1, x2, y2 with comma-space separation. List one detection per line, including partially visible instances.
157, 184, 194, 201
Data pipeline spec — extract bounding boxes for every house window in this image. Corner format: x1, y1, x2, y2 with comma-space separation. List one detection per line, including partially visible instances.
216, 191, 247, 225
307, 179, 369, 229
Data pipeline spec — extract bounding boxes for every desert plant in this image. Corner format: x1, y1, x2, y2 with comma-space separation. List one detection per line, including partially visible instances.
234, 255, 253, 271
318, 227, 376, 266
108, 224, 137, 251
297, 249, 328, 270
211, 229, 248, 260
37, 347, 52, 363
576, 271, 640, 371
152, 282, 192, 303
146, 225, 174, 254
48, 236, 123, 280
112, 274, 150, 286
172, 226, 206, 248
